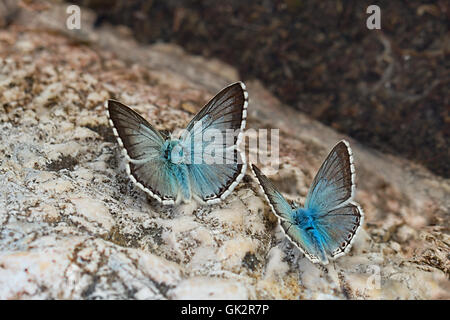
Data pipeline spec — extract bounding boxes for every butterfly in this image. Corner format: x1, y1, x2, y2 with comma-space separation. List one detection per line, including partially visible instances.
106, 82, 248, 205
251, 140, 364, 265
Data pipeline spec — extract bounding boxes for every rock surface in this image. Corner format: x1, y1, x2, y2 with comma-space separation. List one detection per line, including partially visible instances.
0, 3, 448, 299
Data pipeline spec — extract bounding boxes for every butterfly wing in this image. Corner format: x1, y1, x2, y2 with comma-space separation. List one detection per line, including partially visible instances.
106, 100, 178, 204
280, 219, 328, 264
314, 202, 363, 259
304, 140, 364, 262
251, 164, 294, 220
180, 82, 248, 204
252, 164, 328, 263
305, 140, 354, 211
280, 202, 363, 265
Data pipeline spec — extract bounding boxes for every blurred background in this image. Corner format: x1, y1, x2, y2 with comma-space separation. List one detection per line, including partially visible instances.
3, 0, 449, 177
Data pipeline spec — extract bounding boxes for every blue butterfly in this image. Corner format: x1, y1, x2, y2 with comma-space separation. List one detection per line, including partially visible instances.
251, 140, 364, 265
106, 82, 248, 205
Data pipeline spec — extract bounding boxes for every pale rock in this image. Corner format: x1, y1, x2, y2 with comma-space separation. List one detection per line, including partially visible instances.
390, 241, 401, 253
187, 246, 218, 271
218, 237, 259, 270
161, 229, 184, 259
29, 203, 60, 223
15, 40, 34, 52
59, 121, 75, 134
25, 170, 56, 185
121, 246, 183, 287
70, 197, 115, 234
40, 178, 74, 194
210, 197, 246, 228
169, 277, 249, 300
86, 91, 105, 105
396, 225, 417, 243
190, 226, 215, 247
21, 109, 38, 125
134, 287, 156, 300
45, 141, 82, 160
0, 234, 182, 299
72, 126, 99, 140
34, 82, 63, 106
165, 215, 200, 234
72, 168, 94, 182
0, 238, 80, 299
264, 247, 289, 281
87, 161, 108, 171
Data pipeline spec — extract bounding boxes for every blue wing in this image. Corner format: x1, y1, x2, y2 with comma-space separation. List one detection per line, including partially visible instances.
302, 140, 363, 263
314, 202, 363, 259
107, 100, 179, 204
253, 141, 363, 265
180, 82, 248, 204
252, 164, 328, 263
280, 219, 328, 264
280, 202, 363, 265
305, 140, 355, 211
251, 164, 294, 220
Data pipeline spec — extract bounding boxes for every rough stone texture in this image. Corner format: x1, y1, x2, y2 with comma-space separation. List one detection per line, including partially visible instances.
0, 3, 448, 299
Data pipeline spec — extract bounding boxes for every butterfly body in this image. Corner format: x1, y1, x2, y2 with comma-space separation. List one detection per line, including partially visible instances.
292, 207, 317, 232
252, 140, 364, 265
173, 162, 191, 202
281, 206, 327, 263
162, 139, 185, 164
107, 82, 248, 205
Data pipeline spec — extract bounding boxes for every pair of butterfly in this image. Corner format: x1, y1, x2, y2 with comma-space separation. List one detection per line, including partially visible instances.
106, 82, 364, 265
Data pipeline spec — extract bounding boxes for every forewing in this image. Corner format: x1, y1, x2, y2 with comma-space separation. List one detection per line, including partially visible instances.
303, 140, 363, 261
182, 82, 247, 139
182, 82, 248, 203
251, 164, 294, 221
305, 140, 355, 212
107, 100, 164, 161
